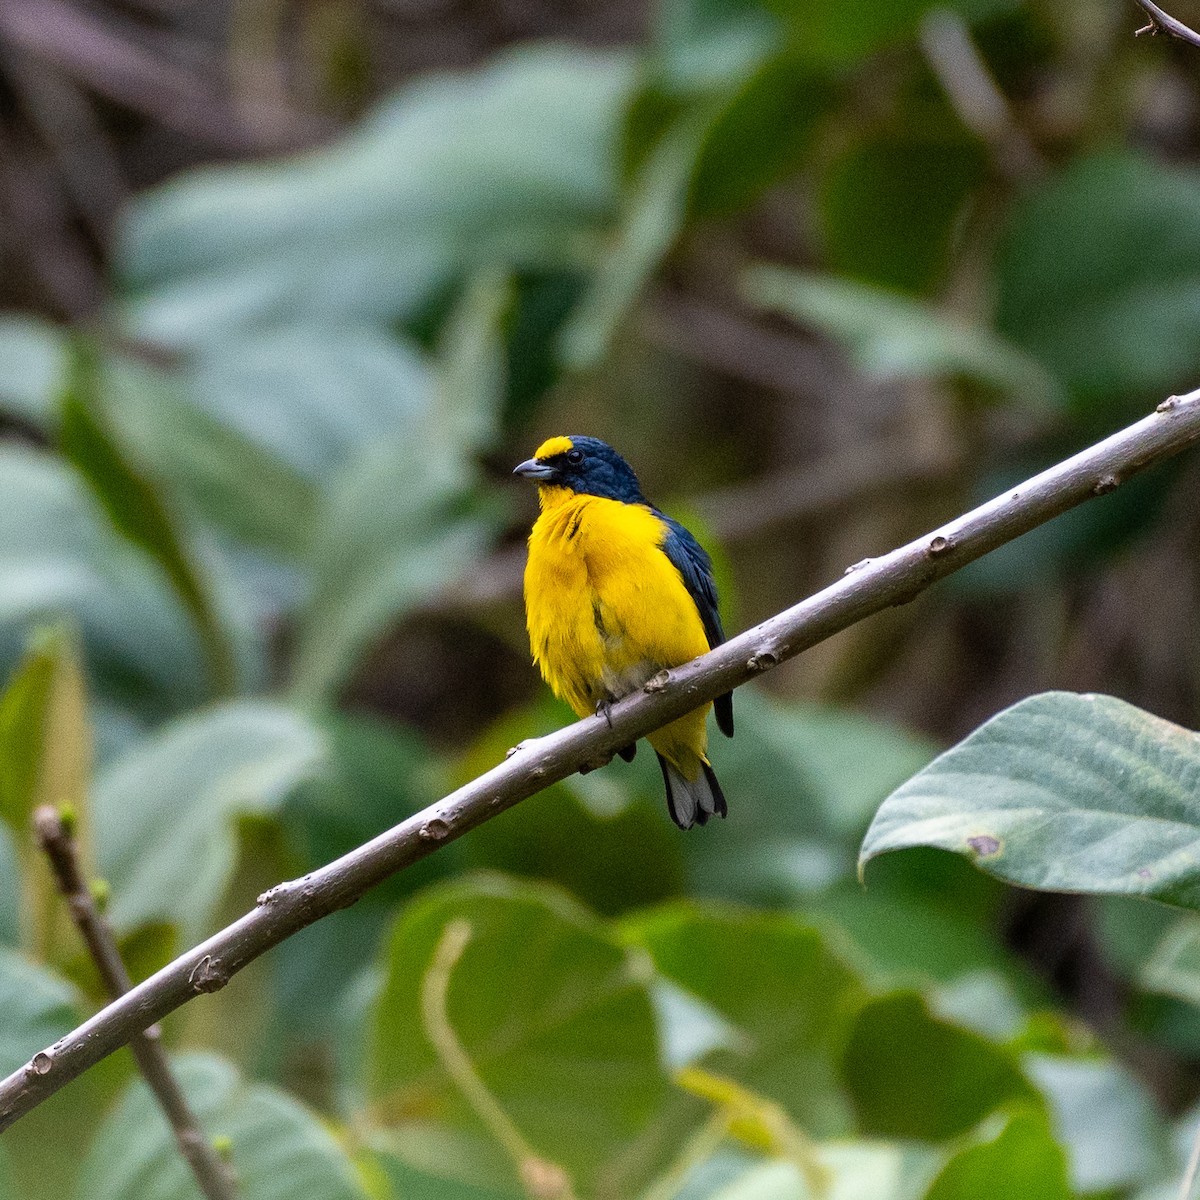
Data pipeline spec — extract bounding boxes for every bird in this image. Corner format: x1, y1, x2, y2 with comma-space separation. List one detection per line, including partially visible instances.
514, 435, 733, 829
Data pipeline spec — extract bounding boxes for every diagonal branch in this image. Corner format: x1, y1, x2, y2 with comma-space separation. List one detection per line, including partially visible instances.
3, 389, 1200, 1130
31, 808, 239, 1200
1132, 0, 1200, 49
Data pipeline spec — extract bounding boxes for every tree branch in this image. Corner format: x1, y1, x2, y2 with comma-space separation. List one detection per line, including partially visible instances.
1132, 0, 1200, 49
3, 389, 1200, 1129
31, 807, 238, 1200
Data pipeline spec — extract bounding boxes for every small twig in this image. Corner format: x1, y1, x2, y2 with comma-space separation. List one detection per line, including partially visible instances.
919, 9, 1044, 180
0, 0, 326, 151
31, 806, 238, 1200
1133, 0, 1200, 48
1181, 1116, 1200, 1200
420, 921, 576, 1200
4, 389, 1200, 1130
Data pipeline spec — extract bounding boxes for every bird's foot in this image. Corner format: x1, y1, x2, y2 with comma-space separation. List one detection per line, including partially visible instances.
595, 698, 615, 729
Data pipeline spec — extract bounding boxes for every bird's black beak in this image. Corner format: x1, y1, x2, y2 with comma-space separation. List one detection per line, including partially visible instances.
513, 458, 556, 481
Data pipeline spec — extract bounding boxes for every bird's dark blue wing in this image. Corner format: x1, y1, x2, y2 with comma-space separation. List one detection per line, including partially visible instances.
658, 513, 734, 737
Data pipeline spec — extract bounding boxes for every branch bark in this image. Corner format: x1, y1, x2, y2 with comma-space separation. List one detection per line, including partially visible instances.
1132, 0, 1200, 49
3, 389, 1200, 1129
31, 807, 238, 1200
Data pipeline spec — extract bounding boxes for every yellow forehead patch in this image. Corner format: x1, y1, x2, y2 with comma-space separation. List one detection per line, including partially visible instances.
534, 435, 574, 460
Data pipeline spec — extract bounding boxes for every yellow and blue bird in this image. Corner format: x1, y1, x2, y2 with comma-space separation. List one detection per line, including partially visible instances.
514, 435, 733, 829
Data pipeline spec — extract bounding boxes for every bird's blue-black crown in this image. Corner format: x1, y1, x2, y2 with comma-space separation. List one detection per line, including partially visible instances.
528, 436, 646, 504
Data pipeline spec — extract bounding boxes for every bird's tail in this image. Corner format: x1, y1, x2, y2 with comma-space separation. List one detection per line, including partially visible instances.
657, 753, 727, 830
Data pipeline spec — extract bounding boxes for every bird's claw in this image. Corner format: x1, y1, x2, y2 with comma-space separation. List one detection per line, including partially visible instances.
595, 699, 615, 729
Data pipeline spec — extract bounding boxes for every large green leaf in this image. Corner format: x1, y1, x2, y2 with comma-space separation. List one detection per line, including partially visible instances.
0, 628, 87, 839
688, 54, 832, 218
74, 1054, 368, 1200
628, 906, 866, 1136
0, 316, 67, 427
780, 0, 1019, 65
94, 351, 317, 559
683, 690, 934, 905
186, 326, 436, 481
367, 875, 667, 1196
0, 445, 206, 707
1142, 913, 1200, 1007
654, 0, 783, 92
1024, 1053, 1171, 1195
819, 134, 986, 294
860, 692, 1200, 909
742, 267, 1058, 406
95, 701, 327, 941
704, 1144, 940, 1200
558, 110, 708, 371
0, 949, 121, 1200
60, 347, 237, 696
0, 945, 82, 1075
117, 46, 636, 348
0, 829, 18, 946
0, 1145, 16, 1200
457, 698, 685, 916
923, 1111, 1071, 1200
996, 152, 1200, 421
290, 439, 495, 702
841, 992, 1035, 1140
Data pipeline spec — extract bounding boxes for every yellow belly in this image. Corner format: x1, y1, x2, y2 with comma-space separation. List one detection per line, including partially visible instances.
523, 491, 712, 777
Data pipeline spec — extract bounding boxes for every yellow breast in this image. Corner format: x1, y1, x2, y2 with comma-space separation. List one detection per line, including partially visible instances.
523, 490, 711, 720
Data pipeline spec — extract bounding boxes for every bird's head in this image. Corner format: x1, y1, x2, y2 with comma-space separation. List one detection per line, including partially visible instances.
513, 436, 645, 506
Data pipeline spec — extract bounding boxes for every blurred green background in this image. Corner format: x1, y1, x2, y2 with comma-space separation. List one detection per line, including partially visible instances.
3, 0, 1200, 1196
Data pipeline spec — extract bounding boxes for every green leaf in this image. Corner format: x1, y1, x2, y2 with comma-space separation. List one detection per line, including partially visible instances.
923, 1110, 1071, 1200
290, 435, 496, 702
1142, 914, 1200, 1007
0, 628, 88, 838
0, 949, 128, 1200
95, 701, 327, 941
367, 874, 667, 1196
654, 0, 783, 92
688, 53, 832, 219
75, 1053, 369, 1200
629, 906, 867, 1135
117, 46, 636, 348
0, 445, 206, 707
98, 350, 318, 558
436, 270, 513, 455
806, 888, 1042, 1039
186, 326, 438, 480
705, 1144, 941, 1200
59, 345, 237, 696
0, 945, 82, 1075
0, 1144, 16, 1200
683, 690, 934, 905
0, 628, 91, 959
841, 992, 1035, 1140
0, 316, 67, 427
558, 110, 709, 371
860, 691, 1200, 909
457, 699, 685, 916
369, 1139, 520, 1200
742, 267, 1058, 406
820, 134, 986, 294
0, 828, 19, 946
996, 151, 1200, 421
778, 0, 1020, 66
1024, 1053, 1172, 1194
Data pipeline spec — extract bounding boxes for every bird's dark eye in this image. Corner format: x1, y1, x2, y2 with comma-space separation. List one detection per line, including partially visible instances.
567, 449, 584, 465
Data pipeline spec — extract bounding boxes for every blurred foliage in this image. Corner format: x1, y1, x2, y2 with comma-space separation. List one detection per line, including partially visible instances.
3, 0, 1200, 1196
